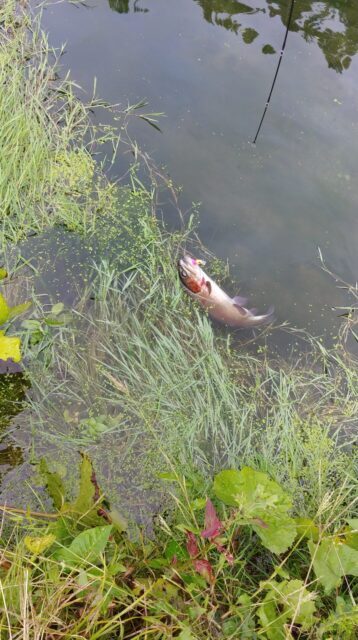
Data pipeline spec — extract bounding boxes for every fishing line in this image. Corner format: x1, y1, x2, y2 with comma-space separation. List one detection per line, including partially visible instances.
252, 0, 296, 144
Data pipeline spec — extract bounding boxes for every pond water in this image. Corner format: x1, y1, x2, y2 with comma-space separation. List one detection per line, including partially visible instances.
39, 0, 358, 341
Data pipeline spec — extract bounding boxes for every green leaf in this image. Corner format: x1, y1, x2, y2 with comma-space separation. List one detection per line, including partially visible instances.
61, 454, 114, 527
165, 540, 189, 562
147, 558, 169, 569
0, 268, 8, 280
24, 534, 56, 556
0, 293, 30, 324
178, 628, 197, 640
258, 514, 297, 556
55, 525, 112, 568
345, 519, 358, 550
157, 472, 179, 482
0, 330, 21, 362
279, 579, 317, 628
51, 516, 73, 548
257, 595, 285, 640
108, 507, 128, 533
190, 498, 207, 511
258, 579, 317, 639
295, 517, 319, 542
318, 595, 358, 637
68, 454, 101, 520
21, 319, 41, 330
214, 467, 296, 554
51, 302, 64, 316
39, 459, 65, 510
44, 318, 65, 326
214, 467, 292, 511
7, 301, 31, 320
347, 518, 358, 530
308, 538, 358, 593
0, 293, 10, 324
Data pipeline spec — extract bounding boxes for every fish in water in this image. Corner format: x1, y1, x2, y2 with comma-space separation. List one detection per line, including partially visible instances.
178, 255, 274, 328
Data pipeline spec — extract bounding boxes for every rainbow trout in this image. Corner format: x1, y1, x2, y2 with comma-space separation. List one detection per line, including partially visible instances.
178, 255, 274, 328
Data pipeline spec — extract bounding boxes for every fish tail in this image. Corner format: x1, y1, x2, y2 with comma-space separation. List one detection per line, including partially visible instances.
249, 305, 275, 326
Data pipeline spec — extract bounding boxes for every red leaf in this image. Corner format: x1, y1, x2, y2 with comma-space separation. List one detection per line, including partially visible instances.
186, 531, 199, 558
201, 499, 222, 539
194, 559, 215, 584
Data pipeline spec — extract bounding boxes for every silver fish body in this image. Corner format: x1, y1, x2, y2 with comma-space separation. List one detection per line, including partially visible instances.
178, 255, 274, 328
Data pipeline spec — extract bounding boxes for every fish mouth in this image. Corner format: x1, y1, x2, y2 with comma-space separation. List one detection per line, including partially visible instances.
179, 255, 192, 268
179, 255, 205, 268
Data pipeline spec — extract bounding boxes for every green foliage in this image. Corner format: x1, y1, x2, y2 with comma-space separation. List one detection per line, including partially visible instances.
54, 525, 113, 568
39, 458, 66, 510
214, 467, 297, 553
258, 578, 317, 639
0, 292, 9, 324
0, 1, 145, 246
318, 596, 358, 639
0, 294, 28, 325
0, 283, 31, 362
39, 454, 110, 528
24, 533, 56, 556
309, 533, 358, 594
0, 331, 21, 362
1, 460, 356, 639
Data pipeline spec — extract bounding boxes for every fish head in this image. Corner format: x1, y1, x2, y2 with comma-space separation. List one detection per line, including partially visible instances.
178, 255, 206, 294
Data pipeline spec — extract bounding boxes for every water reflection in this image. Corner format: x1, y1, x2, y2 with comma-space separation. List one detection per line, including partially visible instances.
0, 373, 29, 433
0, 373, 28, 479
108, 0, 149, 13
196, 0, 261, 35
108, 0, 358, 73
267, 0, 358, 73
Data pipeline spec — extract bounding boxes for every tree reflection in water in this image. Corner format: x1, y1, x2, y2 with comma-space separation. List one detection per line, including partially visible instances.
266, 0, 358, 73
108, 0, 358, 73
108, 0, 149, 13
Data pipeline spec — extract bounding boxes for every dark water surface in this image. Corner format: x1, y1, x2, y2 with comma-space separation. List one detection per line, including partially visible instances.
39, 0, 358, 340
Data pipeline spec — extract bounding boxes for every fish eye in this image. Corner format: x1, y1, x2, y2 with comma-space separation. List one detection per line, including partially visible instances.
180, 268, 187, 278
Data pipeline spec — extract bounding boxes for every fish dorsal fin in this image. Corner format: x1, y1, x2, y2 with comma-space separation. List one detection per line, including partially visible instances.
233, 295, 248, 306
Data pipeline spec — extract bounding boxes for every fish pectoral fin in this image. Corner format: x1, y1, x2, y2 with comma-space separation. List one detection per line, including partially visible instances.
249, 308, 258, 315
232, 303, 249, 315
206, 280, 212, 295
233, 295, 248, 306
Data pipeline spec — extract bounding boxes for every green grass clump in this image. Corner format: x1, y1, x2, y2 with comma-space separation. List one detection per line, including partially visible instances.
23, 222, 357, 525
0, 2, 134, 246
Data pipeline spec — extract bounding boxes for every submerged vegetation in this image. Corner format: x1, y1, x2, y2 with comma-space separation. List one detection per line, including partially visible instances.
0, 1, 357, 638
